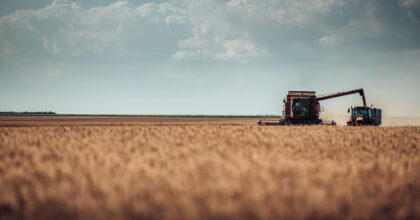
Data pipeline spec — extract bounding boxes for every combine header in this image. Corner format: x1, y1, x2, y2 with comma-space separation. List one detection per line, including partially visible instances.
258, 88, 375, 126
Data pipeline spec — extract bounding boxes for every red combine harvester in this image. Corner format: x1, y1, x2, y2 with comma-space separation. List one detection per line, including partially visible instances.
258, 88, 373, 126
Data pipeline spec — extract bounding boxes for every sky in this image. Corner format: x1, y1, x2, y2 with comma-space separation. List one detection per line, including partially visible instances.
0, 0, 419, 117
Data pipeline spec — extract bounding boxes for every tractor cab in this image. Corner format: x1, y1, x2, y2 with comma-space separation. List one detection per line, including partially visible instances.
347, 106, 381, 126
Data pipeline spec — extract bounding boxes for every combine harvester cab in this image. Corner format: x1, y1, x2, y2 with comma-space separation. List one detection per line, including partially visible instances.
283, 91, 323, 125
259, 88, 369, 126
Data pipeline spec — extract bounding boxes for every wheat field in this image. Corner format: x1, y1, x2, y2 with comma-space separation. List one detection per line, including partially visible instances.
1, 124, 419, 219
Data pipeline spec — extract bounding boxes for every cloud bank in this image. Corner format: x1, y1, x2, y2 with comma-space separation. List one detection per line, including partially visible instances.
1, 0, 419, 63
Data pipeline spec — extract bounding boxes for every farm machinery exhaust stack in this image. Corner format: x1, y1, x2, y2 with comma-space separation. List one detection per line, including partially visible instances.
258, 88, 381, 126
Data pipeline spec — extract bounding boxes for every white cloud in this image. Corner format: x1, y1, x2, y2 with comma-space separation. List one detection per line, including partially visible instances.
224, 0, 345, 27
0, 0, 266, 62
280, 0, 344, 26
169, 0, 353, 59
0, 1, 184, 57
319, 35, 341, 47
170, 0, 268, 62
215, 38, 262, 61
399, 0, 420, 24
172, 50, 208, 60
0, 0, 419, 61
399, 0, 420, 8
227, 0, 248, 7
173, 38, 265, 62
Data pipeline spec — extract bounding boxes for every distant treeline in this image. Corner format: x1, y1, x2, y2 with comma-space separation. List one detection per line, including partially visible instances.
0, 111, 56, 115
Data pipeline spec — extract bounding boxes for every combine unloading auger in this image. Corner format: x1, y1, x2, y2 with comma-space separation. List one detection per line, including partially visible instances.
317, 89, 366, 107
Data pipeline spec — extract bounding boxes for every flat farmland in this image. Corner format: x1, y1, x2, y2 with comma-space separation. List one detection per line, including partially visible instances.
0, 116, 419, 219
0, 116, 267, 127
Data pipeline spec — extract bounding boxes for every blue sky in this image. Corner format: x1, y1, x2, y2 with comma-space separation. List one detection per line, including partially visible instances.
0, 0, 419, 116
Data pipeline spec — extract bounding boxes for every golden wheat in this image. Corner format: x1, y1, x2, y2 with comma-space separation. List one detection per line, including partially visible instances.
0, 125, 419, 219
